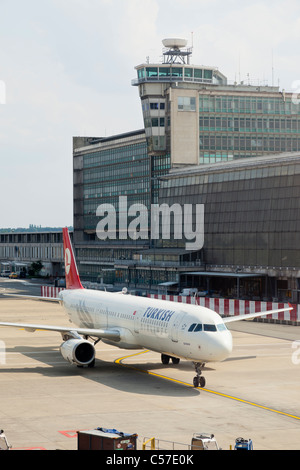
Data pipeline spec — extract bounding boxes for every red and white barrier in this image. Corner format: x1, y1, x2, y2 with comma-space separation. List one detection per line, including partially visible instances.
41, 286, 64, 298
147, 294, 300, 324
40, 286, 300, 323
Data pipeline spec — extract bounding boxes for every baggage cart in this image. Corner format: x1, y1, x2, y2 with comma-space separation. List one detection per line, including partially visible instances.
77, 427, 137, 450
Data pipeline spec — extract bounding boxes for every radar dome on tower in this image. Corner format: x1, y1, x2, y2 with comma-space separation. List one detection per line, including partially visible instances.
162, 38, 192, 64
162, 38, 188, 49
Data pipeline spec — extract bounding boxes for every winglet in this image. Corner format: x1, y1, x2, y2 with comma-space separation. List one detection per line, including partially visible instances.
62, 228, 84, 290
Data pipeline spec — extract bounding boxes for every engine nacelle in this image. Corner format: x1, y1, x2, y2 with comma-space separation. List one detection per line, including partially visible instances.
60, 339, 95, 366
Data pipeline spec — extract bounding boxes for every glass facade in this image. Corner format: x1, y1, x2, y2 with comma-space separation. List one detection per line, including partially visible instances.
159, 155, 300, 269
136, 66, 216, 84
178, 96, 196, 111
82, 141, 150, 232
142, 97, 166, 152
199, 93, 300, 163
73, 132, 173, 287
151, 153, 171, 204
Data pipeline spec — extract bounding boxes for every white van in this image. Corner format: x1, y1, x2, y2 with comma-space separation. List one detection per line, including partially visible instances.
179, 288, 198, 296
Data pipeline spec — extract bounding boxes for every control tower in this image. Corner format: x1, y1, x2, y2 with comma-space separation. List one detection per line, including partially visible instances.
133, 38, 295, 168
132, 38, 227, 166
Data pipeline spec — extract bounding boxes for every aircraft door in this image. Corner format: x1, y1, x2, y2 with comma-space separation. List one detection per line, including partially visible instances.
170, 311, 186, 342
134, 309, 142, 334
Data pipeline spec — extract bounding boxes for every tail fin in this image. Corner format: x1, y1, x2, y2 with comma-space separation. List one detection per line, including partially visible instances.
62, 227, 84, 290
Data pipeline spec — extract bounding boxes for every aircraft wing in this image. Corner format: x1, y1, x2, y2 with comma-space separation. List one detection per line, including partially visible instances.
0, 321, 120, 341
0, 293, 60, 302
223, 306, 292, 323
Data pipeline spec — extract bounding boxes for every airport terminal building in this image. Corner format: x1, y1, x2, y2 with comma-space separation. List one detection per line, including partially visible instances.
72, 39, 300, 303
0, 230, 65, 278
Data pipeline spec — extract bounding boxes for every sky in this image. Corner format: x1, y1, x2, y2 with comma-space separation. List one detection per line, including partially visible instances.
0, 0, 299, 228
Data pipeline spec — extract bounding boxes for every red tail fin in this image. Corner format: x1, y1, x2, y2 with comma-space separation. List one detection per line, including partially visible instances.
62, 228, 83, 290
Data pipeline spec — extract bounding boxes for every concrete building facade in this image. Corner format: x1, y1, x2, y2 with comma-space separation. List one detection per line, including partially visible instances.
132, 38, 300, 166
0, 230, 66, 278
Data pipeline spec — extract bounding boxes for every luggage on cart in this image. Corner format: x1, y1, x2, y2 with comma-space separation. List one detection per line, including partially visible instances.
234, 437, 253, 450
77, 427, 137, 450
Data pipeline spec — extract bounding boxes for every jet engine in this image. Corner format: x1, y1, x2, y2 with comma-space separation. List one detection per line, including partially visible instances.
60, 338, 95, 367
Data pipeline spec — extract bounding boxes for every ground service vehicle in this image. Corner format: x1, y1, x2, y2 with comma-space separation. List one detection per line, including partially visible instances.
0, 430, 11, 450
191, 433, 220, 450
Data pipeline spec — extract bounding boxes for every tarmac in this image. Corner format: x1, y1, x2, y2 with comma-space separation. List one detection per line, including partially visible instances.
0, 278, 300, 451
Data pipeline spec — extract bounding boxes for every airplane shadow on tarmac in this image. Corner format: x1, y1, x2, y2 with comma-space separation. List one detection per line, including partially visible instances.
1, 345, 207, 397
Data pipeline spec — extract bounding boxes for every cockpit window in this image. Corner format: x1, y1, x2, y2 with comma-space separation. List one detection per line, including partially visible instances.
217, 323, 227, 332
188, 323, 203, 332
203, 324, 217, 332
188, 323, 196, 332
189, 323, 220, 332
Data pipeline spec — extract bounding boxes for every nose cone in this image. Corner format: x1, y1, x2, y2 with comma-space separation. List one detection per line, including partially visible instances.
208, 330, 233, 362
219, 330, 233, 360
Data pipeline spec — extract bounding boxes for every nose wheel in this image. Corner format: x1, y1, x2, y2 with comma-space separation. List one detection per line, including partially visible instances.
193, 362, 206, 388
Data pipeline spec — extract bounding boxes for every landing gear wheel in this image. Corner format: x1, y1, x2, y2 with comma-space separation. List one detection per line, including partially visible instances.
161, 354, 170, 365
199, 376, 206, 388
192, 362, 206, 388
193, 376, 200, 387
161, 355, 180, 365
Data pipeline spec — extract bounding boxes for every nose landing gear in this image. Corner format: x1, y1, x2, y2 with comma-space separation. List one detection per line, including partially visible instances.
193, 362, 206, 388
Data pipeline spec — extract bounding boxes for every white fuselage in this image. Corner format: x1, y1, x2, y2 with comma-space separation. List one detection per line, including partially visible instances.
59, 289, 233, 363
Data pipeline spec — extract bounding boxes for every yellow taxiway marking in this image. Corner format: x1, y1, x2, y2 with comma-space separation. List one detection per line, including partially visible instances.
115, 350, 300, 422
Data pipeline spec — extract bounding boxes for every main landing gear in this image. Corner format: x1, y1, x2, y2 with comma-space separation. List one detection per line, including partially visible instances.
161, 354, 180, 365
193, 362, 206, 388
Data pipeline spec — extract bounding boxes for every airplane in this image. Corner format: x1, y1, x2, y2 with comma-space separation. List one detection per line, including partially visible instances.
0, 228, 292, 388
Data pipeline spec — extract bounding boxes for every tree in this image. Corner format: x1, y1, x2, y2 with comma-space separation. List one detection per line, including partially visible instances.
28, 261, 43, 277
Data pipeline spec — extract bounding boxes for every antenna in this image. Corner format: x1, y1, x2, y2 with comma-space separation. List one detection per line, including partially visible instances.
272, 49, 274, 87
